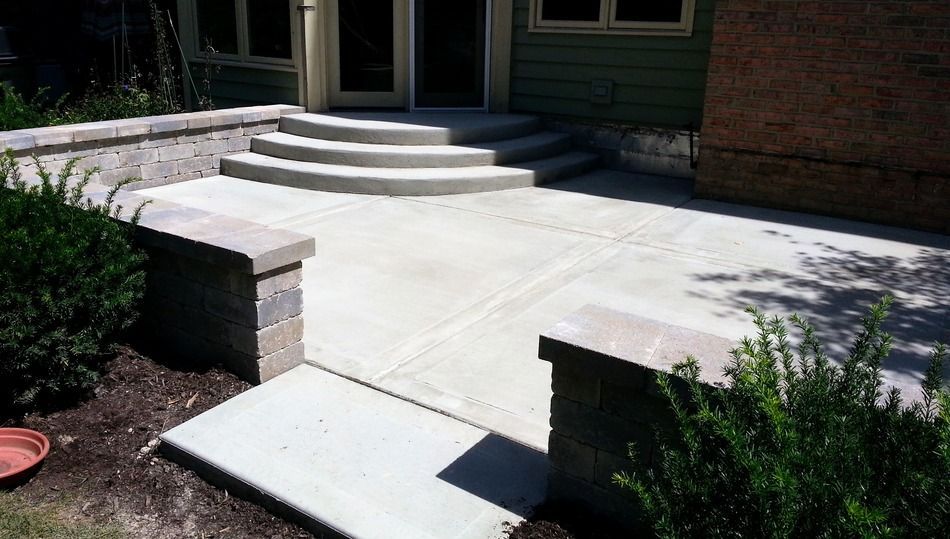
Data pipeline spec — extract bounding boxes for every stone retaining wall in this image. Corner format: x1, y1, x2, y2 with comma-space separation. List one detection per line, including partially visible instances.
0, 105, 303, 190
539, 305, 732, 531
71, 181, 314, 384
544, 118, 697, 179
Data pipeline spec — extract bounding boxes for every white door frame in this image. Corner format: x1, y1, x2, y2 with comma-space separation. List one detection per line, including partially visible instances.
303, 0, 510, 111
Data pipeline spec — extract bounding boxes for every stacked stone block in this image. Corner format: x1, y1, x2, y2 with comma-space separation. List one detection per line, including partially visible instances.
543, 117, 697, 180
539, 305, 732, 531
144, 255, 307, 384
44, 176, 318, 385
0, 105, 303, 190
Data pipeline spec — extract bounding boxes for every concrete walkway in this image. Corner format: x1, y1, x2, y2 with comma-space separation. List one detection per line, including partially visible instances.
142, 170, 950, 451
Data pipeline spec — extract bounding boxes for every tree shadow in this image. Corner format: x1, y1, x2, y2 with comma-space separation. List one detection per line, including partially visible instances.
687, 236, 949, 398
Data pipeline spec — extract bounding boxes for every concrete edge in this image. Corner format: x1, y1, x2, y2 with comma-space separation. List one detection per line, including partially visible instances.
250, 130, 574, 168
158, 438, 348, 539
279, 113, 541, 146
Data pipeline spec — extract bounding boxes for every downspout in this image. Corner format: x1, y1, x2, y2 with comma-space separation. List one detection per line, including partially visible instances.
297, 0, 327, 112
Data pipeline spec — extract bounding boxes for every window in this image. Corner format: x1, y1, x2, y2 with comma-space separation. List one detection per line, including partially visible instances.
194, 0, 293, 65
531, 0, 695, 36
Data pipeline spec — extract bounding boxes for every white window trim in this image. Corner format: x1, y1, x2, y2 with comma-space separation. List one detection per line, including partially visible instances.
190, 0, 296, 68
529, 0, 696, 37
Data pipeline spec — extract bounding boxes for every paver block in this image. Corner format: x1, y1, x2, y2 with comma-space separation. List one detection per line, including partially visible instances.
73, 124, 117, 142
177, 156, 213, 174
204, 286, 303, 329
230, 315, 304, 357
99, 166, 143, 185
142, 160, 179, 179
118, 148, 159, 167
231, 262, 303, 300
196, 139, 229, 156
550, 395, 652, 457
548, 432, 596, 483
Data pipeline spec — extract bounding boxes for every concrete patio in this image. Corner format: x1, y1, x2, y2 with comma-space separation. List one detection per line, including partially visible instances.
143, 169, 950, 451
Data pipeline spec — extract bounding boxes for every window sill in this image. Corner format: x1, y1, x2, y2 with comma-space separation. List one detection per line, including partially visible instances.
188, 57, 298, 72
527, 26, 693, 37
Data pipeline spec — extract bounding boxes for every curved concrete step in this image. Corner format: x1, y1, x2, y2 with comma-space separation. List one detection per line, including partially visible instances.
220, 151, 599, 196
279, 112, 541, 145
250, 131, 573, 168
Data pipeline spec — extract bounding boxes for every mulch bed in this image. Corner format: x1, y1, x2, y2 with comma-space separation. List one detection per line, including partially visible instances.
2, 345, 311, 538
2, 345, 622, 539
506, 503, 626, 539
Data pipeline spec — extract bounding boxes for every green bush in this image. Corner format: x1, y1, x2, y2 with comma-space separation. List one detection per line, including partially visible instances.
616, 297, 950, 538
0, 79, 180, 131
54, 81, 179, 126
0, 150, 147, 412
0, 84, 60, 131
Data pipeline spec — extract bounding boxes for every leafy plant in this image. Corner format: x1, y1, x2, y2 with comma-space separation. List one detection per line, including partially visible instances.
54, 79, 179, 126
0, 150, 147, 413
0, 84, 62, 131
616, 297, 950, 537
148, 0, 182, 114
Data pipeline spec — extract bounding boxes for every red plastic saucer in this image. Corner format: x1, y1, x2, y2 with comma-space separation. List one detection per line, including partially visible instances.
0, 428, 50, 488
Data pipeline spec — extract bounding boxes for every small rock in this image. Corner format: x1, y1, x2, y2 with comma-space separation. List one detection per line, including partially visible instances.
139, 446, 150, 455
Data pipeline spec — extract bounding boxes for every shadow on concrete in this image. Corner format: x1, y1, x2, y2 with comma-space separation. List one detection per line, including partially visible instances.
540, 170, 694, 205
436, 433, 548, 517
686, 198, 950, 249
687, 236, 950, 394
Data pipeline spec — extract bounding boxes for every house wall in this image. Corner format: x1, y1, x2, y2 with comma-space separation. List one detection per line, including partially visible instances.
187, 64, 300, 110
696, 0, 950, 234
508, 0, 715, 129
176, 0, 302, 111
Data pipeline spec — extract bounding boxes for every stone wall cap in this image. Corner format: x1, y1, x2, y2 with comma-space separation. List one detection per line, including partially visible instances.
93, 183, 315, 275
540, 304, 733, 386
0, 131, 36, 151
0, 105, 295, 149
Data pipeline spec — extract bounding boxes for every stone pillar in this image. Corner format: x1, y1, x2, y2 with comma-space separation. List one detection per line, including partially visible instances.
539, 304, 732, 530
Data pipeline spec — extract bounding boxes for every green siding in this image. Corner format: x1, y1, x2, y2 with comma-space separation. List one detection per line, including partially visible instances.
185, 63, 300, 110
509, 0, 714, 128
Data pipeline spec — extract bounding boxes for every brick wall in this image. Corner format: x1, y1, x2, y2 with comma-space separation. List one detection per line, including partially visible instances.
696, 0, 950, 234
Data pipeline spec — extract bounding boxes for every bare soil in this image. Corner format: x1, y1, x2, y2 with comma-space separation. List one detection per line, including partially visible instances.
3, 345, 311, 538
2, 345, 616, 539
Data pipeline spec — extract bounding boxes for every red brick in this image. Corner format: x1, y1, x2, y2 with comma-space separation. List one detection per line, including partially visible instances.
698, 0, 949, 234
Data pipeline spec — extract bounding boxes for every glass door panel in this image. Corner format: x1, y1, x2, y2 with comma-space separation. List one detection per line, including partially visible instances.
412, 0, 487, 109
329, 0, 408, 108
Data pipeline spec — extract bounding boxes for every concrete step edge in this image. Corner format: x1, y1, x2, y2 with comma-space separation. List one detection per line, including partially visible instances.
250, 131, 572, 168
278, 113, 541, 145
220, 151, 600, 196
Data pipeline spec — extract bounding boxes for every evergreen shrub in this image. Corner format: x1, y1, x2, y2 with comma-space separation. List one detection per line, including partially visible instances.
0, 150, 147, 412
616, 298, 950, 537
